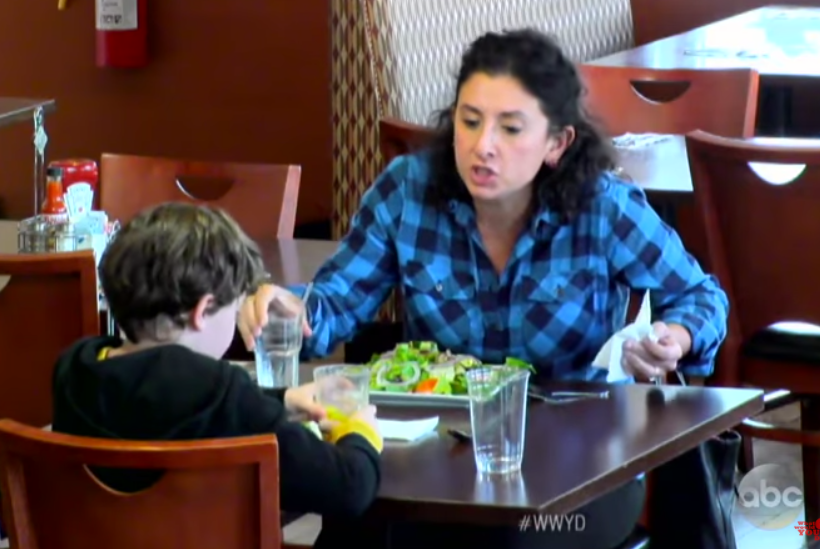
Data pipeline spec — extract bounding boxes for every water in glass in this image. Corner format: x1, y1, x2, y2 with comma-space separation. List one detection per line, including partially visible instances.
254, 342, 299, 387
467, 366, 530, 475
254, 301, 304, 388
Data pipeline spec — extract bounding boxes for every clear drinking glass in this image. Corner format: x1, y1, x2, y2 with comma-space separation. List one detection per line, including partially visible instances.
313, 364, 371, 417
254, 292, 305, 388
466, 366, 531, 475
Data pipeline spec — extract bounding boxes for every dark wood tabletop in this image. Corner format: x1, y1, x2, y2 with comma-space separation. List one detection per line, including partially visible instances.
0, 220, 339, 286
257, 237, 338, 286
0, 220, 16, 253
368, 381, 763, 525
589, 6, 820, 79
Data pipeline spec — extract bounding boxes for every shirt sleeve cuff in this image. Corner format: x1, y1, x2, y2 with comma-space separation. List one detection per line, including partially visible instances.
661, 311, 720, 377
328, 418, 384, 453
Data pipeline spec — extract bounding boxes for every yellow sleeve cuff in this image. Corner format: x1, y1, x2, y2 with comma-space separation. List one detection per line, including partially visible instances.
327, 418, 383, 453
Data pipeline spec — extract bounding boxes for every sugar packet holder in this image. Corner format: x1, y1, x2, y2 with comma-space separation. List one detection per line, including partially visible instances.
73, 210, 108, 234
73, 211, 119, 267
64, 183, 94, 222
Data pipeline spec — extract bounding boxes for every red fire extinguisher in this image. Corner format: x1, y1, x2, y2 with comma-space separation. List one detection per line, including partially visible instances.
95, 0, 148, 68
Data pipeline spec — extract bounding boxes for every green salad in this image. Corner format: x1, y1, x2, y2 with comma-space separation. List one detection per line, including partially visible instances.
367, 341, 534, 395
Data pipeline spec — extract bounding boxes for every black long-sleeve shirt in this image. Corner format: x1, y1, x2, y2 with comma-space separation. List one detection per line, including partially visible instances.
51, 337, 381, 517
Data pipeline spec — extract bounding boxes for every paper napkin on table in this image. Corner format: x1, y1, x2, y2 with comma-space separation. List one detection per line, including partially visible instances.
377, 417, 440, 442
592, 291, 658, 382
612, 133, 674, 150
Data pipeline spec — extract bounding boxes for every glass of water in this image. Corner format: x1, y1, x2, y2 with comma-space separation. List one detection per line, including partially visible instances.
466, 366, 531, 475
313, 365, 371, 417
254, 291, 305, 388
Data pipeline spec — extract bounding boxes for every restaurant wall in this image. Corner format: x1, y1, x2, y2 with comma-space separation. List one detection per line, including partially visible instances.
0, 1, 332, 231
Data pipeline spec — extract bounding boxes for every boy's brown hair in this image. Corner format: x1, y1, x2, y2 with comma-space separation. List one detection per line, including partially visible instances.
100, 202, 265, 343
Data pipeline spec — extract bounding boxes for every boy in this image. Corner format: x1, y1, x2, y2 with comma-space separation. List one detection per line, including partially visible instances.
51, 202, 382, 521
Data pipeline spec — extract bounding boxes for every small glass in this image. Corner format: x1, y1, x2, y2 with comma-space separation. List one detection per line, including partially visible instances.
313, 364, 371, 417
466, 366, 530, 475
254, 292, 305, 388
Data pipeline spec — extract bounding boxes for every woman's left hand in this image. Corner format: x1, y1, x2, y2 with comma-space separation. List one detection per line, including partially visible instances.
622, 321, 683, 380
284, 382, 327, 422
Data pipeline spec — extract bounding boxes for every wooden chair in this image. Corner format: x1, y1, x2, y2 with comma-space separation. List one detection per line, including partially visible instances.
99, 154, 301, 241
0, 419, 283, 549
578, 66, 761, 368
379, 117, 435, 165
686, 129, 820, 518
0, 251, 99, 427
578, 66, 760, 138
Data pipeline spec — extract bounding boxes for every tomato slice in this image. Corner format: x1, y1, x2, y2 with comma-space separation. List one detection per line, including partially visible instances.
414, 378, 438, 393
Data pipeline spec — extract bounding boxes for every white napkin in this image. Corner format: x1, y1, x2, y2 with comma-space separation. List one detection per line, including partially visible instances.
377, 416, 439, 441
592, 291, 658, 381
612, 133, 674, 149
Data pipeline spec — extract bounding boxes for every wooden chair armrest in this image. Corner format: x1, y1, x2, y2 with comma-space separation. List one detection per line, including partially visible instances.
738, 418, 820, 446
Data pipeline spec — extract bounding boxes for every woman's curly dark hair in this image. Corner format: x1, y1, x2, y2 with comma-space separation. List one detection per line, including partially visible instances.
427, 28, 617, 220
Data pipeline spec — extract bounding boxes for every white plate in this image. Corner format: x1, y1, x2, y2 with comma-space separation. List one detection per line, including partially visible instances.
369, 391, 470, 408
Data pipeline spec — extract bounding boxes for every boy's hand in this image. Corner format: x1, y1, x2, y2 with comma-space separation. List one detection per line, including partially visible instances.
238, 284, 313, 351
284, 382, 326, 422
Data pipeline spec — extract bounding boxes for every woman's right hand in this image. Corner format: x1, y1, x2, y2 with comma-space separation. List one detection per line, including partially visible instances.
238, 284, 313, 351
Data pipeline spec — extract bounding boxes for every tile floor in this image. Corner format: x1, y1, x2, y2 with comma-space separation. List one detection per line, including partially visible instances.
733, 402, 816, 549
283, 401, 819, 548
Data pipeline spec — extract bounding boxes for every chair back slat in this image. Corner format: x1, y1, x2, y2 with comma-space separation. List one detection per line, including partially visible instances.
100, 154, 301, 240
0, 420, 281, 549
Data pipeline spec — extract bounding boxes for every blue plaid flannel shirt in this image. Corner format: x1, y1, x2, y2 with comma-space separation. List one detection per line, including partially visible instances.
291, 153, 728, 380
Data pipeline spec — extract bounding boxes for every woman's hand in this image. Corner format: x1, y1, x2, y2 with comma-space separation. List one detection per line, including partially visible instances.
283, 382, 326, 422
621, 321, 685, 380
237, 284, 313, 351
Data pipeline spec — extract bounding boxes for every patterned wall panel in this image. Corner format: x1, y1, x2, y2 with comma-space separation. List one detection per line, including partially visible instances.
331, 0, 398, 321
365, 0, 634, 124
330, 1, 383, 240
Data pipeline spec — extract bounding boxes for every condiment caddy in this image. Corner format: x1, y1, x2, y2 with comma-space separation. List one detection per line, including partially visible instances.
17, 164, 118, 263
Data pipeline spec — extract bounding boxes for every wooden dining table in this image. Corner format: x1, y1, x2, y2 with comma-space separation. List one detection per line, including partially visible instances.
291, 361, 764, 526
617, 132, 820, 195
590, 6, 820, 80
257, 237, 338, 286
0, 220, 340, 355
0, 219, 339, 285
0, 210, 765, 533
588, 5, 820, 136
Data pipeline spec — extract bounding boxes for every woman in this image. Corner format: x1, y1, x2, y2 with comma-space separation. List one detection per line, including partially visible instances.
240, 29, 728, 549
